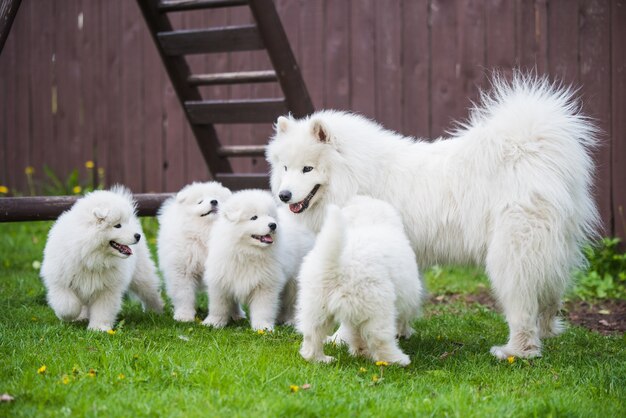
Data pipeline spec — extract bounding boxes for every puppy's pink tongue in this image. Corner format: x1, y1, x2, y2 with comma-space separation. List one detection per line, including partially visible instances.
260, 234, 274, 244
289, 202, 303, 213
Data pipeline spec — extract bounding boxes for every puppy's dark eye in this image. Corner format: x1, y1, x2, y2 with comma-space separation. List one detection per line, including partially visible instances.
250, 215, 258, 221
283, 165, 287, 172
303, 166, 313, 173
114, 224, 121, 229
198, 200, 203, 205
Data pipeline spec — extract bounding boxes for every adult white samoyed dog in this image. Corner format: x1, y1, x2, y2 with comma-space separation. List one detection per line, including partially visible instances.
41, 186, 164, 331
297, 196, 423, 365
157, 181, 232, 322
266, 73, 600, 359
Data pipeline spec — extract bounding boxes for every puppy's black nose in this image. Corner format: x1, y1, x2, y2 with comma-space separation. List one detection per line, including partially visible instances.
134, 233, 141, 242
210, 200, 218, 206
268, 223, 277, 231
278, 190, 292, 202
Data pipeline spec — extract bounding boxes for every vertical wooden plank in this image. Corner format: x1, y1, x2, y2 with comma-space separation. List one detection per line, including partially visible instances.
534, 0, 549, 74
430, 0, 459, 138
28, 0, 54, 194
184, 8, 212, 181
160, 10, 186, 191
401, 0, 430, 139
102, 1, 123, 188
1, 0, 18, 193
13, 0, 30, 193
486, 0, 516, 78
578, 0, 611, 234
94, 1, 110, 188
612, 0, 626, 239
298, 0, 324, 109
324, 0, 350, 110
141, 5, 165, 193
456, 0, 486, 116
350, 0, 376, 119
120, 1, 144, 192
0, 31, 6, 187
375, 0, 402, 132
79, 0, 98, 190
548, 0, 579, 84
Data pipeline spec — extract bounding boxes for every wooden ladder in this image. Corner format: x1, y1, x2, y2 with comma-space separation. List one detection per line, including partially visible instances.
136, 0, 314, 190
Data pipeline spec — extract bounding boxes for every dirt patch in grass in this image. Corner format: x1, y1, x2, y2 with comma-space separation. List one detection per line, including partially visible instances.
431, 291, 626, 335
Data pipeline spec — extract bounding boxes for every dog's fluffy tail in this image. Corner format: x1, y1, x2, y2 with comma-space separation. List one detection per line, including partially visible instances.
315, 204, 347, 270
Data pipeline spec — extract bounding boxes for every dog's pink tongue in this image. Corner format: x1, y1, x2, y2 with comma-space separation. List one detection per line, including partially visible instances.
289, 202, 303, 213
120, 245, 132, 256
260, 234, 274, 244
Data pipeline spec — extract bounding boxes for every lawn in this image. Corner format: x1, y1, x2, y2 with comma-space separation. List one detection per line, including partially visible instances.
1, 220, 624, 417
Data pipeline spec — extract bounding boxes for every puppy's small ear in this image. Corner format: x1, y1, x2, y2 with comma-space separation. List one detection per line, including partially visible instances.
93, 207, 109, 222
223, 209, 242, 223
176, 189, 189, 204
276, 116, 291, 134
311, 119, 330, 143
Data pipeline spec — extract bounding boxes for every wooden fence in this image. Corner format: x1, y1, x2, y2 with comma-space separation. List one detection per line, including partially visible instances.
1, 0, 625, 238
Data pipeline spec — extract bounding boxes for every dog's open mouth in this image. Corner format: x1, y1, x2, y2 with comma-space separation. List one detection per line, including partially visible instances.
110, 241, 132, 256
251, 234, 274, 244
201, 208, 217, 217
289, 185, 320, 214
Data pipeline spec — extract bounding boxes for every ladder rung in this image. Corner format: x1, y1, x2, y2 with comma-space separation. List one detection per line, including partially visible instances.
185, 98, 286, 124
158, 0, 248, 13
158, 25, 264, 55
215, 173, 270, 190
218, 145, 266, 157
188, 70, 277, 86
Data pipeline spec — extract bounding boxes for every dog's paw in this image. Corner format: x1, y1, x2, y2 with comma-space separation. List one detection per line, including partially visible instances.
397, 326, 415, 339
202, 316, 229, 328
87, 322, 113, 332
252, 322, 274, 332
490, 344, 542, 360
173, 310, 196, 322
382, 353, 411, 367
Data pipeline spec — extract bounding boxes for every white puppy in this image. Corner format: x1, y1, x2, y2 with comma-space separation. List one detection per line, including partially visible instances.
267, 73, 600, 359
203, 189, 312, 330
40, 186, 164, 331
157, 181, 232, 322
297, 196, 423, 365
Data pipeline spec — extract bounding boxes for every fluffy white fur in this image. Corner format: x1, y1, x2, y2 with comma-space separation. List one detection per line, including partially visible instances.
40, 186, 164, 331
157, 181, 232, 322
297, 196, 423, 365
266, 73, 600, 359
203, 189, 313, 330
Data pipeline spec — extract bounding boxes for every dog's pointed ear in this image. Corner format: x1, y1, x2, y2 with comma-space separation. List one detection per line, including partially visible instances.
311, 119, 331, 144
223, 208, 242, 223
93, 207, 109, 222
276, 116, 291, 134
176, 188, 189, 204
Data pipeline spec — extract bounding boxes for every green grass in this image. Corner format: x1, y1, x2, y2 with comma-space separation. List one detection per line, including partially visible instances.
1, 221, 625, 417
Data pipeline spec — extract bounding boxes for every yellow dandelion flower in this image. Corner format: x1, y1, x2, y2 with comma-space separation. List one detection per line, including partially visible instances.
375, 361, 389, 367
88, 369, 97, 378
257, 329, 265, 335
118, 373, 125, 380
73, 186, 82, 194
25, 166, 35, 175
85, 160, 95, 169
107, 329, 116, 335
507, 356, 515, 364
289, 385, 299, 393
31, 316, 38, 322
359, 367, 367, 373
0, 185, 8, 194
61, 375, 70, 385
37, 365, 47, 374
371, 374, 379, 383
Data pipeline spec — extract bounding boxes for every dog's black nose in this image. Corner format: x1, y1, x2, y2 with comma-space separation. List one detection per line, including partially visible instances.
278, 190, 292, 202
134, 233, 141, 242
210, 200, 218, 206
268, 223, 277, 231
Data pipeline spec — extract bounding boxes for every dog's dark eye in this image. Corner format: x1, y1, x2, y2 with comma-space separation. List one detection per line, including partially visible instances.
303, 166, 313, 173
198, 200, 203, 205
114, 224, 121, 229
283, 165, 287, 172
250, 215, 258, 221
